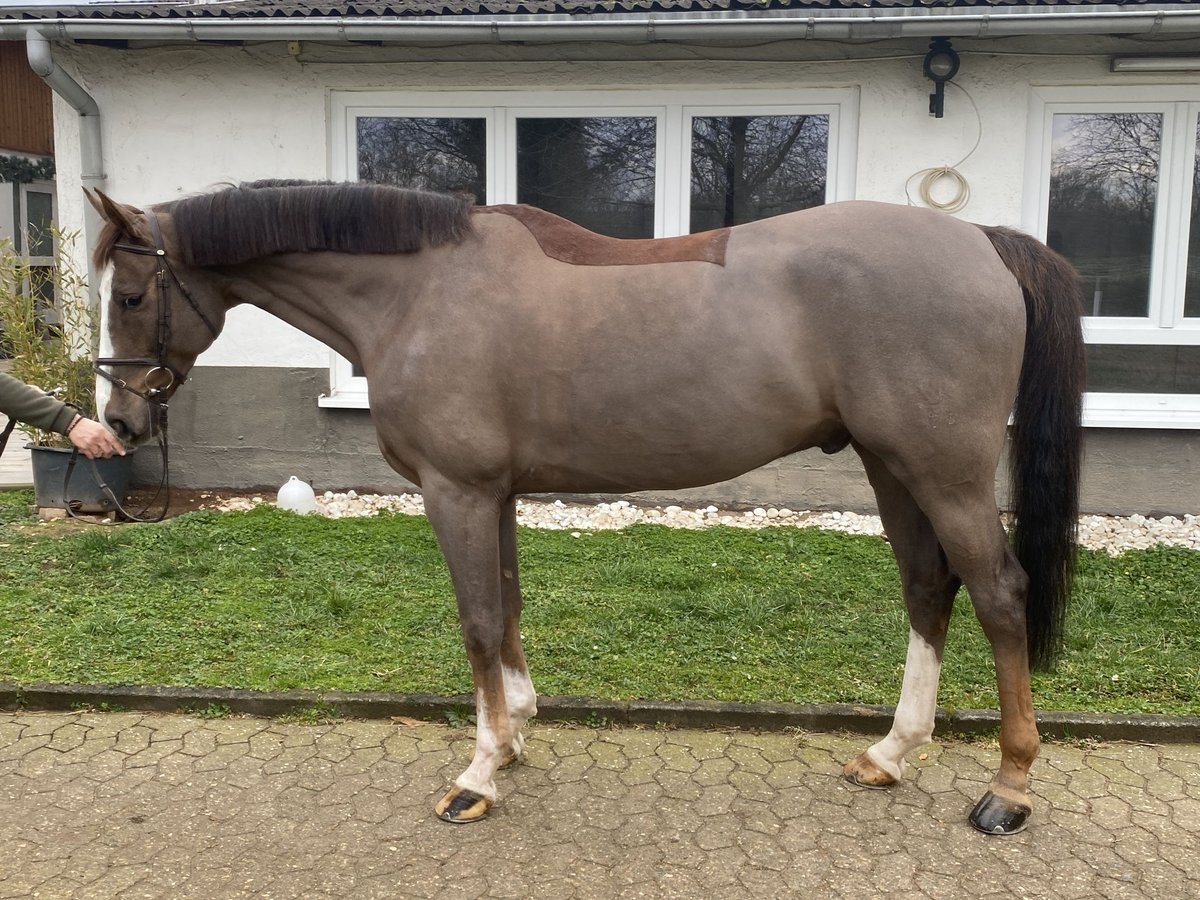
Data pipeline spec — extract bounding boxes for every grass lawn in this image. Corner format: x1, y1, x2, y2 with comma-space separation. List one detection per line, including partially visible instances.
0, 490, 1197, 716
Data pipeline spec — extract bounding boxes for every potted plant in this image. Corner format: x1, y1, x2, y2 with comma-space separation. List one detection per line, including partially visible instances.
0, 229, 132, 513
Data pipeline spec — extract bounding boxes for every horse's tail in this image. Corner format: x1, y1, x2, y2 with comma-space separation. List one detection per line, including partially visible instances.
978, 225, 1086, 671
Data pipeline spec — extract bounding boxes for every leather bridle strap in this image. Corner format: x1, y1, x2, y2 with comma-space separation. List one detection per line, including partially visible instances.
95, 210, 220, 401
80, 208, 218, 524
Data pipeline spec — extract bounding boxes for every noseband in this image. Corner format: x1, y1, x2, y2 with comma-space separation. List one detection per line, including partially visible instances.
77, 209, 220, 523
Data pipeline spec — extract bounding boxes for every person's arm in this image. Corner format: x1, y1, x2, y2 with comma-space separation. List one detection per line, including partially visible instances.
0, 371, 75, 434
0, 372, 125, 459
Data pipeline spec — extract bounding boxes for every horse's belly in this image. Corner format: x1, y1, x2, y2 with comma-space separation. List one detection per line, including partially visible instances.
510, 417, 843, 495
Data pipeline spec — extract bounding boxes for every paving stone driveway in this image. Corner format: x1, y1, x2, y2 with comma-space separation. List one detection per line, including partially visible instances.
1, 711, 1197, 899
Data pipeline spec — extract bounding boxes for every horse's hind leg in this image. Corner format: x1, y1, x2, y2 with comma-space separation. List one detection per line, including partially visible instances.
498, 496, 537, 768
421, 478, 520, 823
911, 481, 1040, 836
844, 446, 961, 788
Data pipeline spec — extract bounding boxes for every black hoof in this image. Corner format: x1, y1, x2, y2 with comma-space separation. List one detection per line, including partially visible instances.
969, 791, 1031, 836
435, 788, 492, 824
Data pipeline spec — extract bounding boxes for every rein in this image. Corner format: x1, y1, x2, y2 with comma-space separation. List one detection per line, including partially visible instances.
77, 209, 220, 524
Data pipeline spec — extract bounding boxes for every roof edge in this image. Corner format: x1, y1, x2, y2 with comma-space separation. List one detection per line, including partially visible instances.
3, 8, 1200, 42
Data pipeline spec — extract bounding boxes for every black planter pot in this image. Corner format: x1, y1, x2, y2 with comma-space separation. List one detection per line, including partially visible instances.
27, 444, 134, 513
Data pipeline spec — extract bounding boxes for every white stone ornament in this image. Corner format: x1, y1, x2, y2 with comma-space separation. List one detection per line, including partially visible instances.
276, 476, 317, 514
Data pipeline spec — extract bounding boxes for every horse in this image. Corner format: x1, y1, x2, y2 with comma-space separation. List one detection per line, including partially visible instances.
87, 180, 1084, 835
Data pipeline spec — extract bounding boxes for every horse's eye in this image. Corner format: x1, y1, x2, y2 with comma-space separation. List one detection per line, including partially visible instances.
122, 295, 144, 309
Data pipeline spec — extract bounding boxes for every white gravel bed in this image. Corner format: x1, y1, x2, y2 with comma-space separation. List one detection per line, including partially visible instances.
210, 490, 1200, 557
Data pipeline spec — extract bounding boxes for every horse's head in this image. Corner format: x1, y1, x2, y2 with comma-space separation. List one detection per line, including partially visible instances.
87, 189, 227, 445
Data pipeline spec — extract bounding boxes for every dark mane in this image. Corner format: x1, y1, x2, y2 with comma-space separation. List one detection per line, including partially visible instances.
124, 181, 475, 268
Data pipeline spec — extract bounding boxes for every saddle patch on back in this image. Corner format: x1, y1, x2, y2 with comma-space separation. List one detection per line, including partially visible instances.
478, 205, 729, 267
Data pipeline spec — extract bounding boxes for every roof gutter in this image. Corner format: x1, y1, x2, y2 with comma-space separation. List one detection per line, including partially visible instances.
25, 29, 104, 183
1, 9, 1200, 44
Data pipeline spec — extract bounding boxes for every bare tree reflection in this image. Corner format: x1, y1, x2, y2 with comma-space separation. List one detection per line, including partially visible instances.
358, 117, 487, 201
690, 115, 828, 232
517, 118, 657, 239
1047, 112, 1161, 318
1187, 118, 1200, 318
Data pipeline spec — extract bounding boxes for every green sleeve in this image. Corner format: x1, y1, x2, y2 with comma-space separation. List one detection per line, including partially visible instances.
0, 372, 76, 434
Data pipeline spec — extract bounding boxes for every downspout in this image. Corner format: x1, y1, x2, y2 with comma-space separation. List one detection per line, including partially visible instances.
25, 29, 104, 185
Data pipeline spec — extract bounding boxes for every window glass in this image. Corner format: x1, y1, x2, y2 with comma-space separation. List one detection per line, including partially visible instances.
689, 114, 828, 232
1087, 344, 1200, 393
25, 190, 53, 258
1047, 112, 1162, 318
516, 117, 656, 238
357, 117, 487, 201
1186, 114, 1200, 319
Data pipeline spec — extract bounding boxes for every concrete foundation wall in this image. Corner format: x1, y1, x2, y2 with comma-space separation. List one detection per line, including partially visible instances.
141, 367, 1200, 516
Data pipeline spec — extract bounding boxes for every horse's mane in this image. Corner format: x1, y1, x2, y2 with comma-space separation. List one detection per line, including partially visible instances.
96, 180, 476, 269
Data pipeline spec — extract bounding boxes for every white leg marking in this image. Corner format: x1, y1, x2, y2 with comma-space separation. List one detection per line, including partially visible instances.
95, 262, 114, 426
455, 669, 536, 796
454, 692, 501, 802
867, 628, 942, 781
503, 664, 537, 746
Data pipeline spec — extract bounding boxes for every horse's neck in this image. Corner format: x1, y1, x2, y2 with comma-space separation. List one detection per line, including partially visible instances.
221, 253, 405, 366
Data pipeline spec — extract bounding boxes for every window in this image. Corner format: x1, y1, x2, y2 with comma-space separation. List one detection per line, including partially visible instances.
1027, 87, 1200, 427
689, 114, 829, 232
517, 116, 657, 238
325, 90, 856, 407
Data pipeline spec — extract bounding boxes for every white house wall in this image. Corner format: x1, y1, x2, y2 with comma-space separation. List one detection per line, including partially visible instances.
49, 43, 1115, 369
45, 39, 1200, 511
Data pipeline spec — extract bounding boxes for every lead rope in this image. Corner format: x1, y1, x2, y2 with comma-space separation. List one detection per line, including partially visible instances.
0, 418, 16, 458
62, 405, 172, 525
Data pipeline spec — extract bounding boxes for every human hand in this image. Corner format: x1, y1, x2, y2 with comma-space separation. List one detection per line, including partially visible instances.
67, 417, 127, 459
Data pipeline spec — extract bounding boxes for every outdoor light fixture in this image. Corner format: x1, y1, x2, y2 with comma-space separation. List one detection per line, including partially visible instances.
923, 37, 960, 119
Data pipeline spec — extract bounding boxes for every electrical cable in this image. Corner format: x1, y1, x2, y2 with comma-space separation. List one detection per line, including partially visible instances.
905, 81, 983, 214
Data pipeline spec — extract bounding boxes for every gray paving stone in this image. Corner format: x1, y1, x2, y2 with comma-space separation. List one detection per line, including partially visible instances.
0, 712, 1197, 898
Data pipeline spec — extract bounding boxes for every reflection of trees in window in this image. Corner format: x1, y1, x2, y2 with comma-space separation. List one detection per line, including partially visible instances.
357, 117, 487, 202
689, 115, 828, 233
1047, 112, 1161, 318
1187, 116, 1200, 318
517, 117, 656, 239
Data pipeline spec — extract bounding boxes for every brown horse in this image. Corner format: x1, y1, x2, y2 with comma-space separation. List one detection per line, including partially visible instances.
87, 181, 1084, 835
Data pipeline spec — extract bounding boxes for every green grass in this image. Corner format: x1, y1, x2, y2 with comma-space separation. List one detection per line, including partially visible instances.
0, 491, 1197, 715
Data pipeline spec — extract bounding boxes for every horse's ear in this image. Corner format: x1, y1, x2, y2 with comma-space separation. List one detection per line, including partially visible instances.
83, 187, 104, 217
89, 189, 147, 240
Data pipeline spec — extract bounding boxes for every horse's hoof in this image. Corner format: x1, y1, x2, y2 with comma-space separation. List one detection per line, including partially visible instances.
842, 752, 898, 789
435, 787, 492, 824
969, 791, 1031, 836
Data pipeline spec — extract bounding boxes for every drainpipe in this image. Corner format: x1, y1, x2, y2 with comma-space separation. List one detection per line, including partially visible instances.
25, 29, 104, 185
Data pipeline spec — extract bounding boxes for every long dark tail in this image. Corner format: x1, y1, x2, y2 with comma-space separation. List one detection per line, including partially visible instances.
978, 225, 1086, 671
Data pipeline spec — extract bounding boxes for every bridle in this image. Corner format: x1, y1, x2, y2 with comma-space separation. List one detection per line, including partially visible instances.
73, 208, 220, 523
95, 209, 220, 402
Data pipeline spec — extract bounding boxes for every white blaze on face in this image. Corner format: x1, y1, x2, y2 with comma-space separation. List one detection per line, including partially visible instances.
95, 261, 115, 428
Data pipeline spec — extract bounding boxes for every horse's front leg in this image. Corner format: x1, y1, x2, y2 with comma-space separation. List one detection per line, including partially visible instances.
422, 478, 514, 823
498, 496, 537, 768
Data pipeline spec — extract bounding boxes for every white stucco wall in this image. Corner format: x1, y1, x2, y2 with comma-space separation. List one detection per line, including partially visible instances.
43, 38, 1193, 373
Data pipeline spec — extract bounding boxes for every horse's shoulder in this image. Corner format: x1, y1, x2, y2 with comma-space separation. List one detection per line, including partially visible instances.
474, 204, 729, 267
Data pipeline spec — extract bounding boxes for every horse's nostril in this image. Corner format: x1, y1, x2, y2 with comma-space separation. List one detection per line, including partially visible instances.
108, 416, 134, 442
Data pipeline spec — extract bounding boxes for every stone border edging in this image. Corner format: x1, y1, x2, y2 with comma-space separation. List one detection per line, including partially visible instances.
2, 681, 1198, 743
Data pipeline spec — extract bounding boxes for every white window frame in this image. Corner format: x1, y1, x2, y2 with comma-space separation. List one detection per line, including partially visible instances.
18, 180, 56, 267
1024, 85, 1200, 428
324, 88, 858, 408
